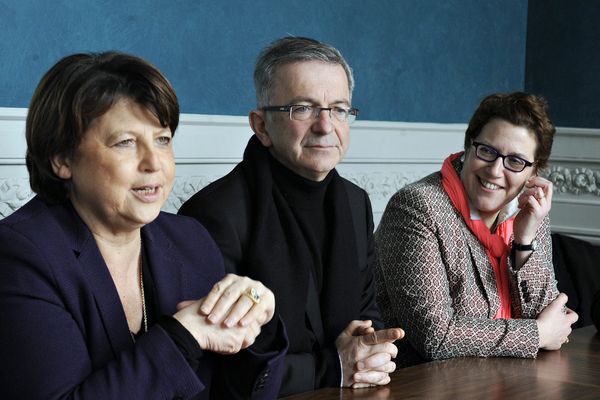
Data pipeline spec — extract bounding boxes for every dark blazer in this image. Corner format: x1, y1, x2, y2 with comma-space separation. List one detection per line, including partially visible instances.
375, 172, 558, 367
179, 162, 380, 396
551, 233, 600, 328
593, 289, 600, 331
0, 197, 285, 399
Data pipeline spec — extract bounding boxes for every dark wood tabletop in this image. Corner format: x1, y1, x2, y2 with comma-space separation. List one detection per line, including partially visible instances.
282, 325, 600, 400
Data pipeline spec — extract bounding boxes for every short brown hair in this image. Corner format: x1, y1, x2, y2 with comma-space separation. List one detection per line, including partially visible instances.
26, 51, 179, 204
464, 92, 556, 170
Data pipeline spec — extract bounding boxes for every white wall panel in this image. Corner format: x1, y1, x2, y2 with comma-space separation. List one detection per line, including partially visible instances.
2, 108, 599, 244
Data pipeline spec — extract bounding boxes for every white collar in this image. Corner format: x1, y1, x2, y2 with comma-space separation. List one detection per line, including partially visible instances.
469, 196, 520, 224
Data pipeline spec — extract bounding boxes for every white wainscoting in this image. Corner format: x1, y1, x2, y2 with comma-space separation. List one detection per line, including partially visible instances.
1, 107, 599, 244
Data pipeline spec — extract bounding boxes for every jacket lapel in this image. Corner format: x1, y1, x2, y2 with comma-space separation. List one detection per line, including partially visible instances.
463, 226, 501, 318
141, 222, 185, 316
77, 237, 133, 357
50, 205, 192, 361
58, 204, 133, 358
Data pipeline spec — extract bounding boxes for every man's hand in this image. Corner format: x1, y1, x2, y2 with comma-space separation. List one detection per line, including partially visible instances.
335, 320, 404, 388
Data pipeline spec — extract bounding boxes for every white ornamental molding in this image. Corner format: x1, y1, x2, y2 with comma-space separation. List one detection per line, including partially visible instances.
4, 168, 599, 219
543, 166, 600, 196
342, 171, 429, 202
164, 175, 223, 213
0, 176, 222, 217
0, 178, 34, 218
166, 171, 429, 213
0, 171, 428, 218
166, 170, 432, 214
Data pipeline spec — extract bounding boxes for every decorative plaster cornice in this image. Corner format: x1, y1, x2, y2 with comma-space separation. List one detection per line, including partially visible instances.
542, 166, 600, 196
342, 171, 428, 202
165, 170, 431, 212
0, 178, 33, 218
0, 171, 430, 218
0, 176, 224, 217
3, 165, 600, 219
164, 175, 223, 213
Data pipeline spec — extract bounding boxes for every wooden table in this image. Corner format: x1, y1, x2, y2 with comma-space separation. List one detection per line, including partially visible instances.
283, 325, 600, 399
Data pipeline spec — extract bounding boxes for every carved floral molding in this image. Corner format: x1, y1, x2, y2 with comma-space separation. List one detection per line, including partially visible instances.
1, 166, 599, 219
166, 171, 428, 212
164, 175, 224, 213
542, 166, 600, 196
0, 178, 33, 218
0, 176, 221, 218
342, 171, 428, 202
0, 172, 421, 218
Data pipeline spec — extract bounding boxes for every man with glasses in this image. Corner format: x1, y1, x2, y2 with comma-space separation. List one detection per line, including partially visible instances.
179, 36, 403, 396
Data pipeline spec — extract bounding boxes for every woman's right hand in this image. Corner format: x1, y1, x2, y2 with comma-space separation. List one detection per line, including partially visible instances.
513, 176, 553, 244
198, 273, 275, 328
173, 298, 262, 354
536, 293, 579, 350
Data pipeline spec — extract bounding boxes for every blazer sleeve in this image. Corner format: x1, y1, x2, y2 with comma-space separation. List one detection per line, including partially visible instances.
211, 317, 288, 399
375, 188, 540, 362
508, 216, 559, 319
0, 225, 204, 399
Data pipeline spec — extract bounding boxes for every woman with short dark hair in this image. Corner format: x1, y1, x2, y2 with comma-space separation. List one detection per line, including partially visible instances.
0, 52, 286, 399
375, 92, 578, 367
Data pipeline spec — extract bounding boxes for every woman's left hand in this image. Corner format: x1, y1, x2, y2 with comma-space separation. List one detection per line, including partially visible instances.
514, 176, 553, 242
196, 273, 275, 328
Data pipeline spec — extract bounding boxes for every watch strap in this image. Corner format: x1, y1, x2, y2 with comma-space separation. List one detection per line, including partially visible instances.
512, 240, 537, 251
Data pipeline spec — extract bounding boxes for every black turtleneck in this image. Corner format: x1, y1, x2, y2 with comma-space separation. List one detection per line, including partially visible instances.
270, 155, 333, 291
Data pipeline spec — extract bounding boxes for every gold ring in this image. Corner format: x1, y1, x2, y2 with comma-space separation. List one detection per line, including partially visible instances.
564, 337, 570, 344
243, 288, 261, 304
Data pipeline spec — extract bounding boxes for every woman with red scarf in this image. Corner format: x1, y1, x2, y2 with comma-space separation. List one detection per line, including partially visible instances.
374, 92, 579, 367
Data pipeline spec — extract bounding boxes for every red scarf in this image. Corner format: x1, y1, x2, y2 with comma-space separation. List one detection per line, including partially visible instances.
441, 152, 513, 319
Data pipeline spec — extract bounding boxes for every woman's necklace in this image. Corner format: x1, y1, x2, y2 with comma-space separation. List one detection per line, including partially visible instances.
130, 241, 148, 342
139, 246, 148, 333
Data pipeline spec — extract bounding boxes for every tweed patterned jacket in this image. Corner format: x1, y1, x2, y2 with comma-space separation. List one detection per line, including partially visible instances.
374, 171, 559, 367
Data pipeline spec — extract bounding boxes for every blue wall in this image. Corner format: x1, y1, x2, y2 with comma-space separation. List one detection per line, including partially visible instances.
525, 0, 600, 128
0, 0, 527, 123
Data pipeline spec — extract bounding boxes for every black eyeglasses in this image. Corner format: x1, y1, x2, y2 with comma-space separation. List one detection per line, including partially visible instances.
471, 141, 534, 173
262, 104, 359, 124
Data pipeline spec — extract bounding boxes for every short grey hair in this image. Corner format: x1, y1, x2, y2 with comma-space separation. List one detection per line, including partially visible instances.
253, 36, 355, 108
